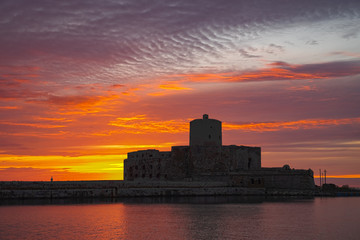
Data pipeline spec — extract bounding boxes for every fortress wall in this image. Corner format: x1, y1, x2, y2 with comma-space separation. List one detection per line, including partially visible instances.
115, 187, 264, 197
124, 150, 171, 181
260, 168, 315, 190
124, 145, 262, 182
190, 145, 223, 174
166, 146, 190, 180
222, 145, 261, 171
263, 174, 315, 190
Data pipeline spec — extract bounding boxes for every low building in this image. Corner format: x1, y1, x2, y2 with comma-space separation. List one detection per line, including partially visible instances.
124, 114, 314, 192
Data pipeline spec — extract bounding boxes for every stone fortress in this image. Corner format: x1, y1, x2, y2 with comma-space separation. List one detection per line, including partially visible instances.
124, 114, 315, 193
0, 114, 315, 200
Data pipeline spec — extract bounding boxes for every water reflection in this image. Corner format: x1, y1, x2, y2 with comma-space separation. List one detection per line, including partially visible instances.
0, 195, 313, 206
1, 197, 358, 240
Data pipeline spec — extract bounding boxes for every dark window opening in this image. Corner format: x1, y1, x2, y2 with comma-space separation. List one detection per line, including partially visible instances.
156, 173, 160, 178
135, 174, 138, 178
149, 174, 152, 178
258, 179, 261, 184
142, 165, 145, 170
251, 179, 254, 184
209, 134, 211, 139
149, 154, 153, 157
248, 158, 252, 169
135, 166, 138, 170
142, 174, 145, 178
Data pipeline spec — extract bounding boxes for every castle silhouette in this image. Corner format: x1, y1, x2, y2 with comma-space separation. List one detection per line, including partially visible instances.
124, 114, 315, 192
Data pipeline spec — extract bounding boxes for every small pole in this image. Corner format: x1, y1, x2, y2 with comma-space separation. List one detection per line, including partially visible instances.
319, 169, 322, 187
324, 170, 327, 184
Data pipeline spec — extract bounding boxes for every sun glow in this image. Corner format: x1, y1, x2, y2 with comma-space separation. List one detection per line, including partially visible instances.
0, 154, 126, 181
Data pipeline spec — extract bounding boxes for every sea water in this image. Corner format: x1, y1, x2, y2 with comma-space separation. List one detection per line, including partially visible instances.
0, 196, 359, 240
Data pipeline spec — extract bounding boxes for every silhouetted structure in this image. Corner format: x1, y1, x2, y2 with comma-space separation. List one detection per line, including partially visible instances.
124, 114, 315, 192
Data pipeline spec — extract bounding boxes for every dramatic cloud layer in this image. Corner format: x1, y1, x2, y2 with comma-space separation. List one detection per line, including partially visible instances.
0, 0, 359, 185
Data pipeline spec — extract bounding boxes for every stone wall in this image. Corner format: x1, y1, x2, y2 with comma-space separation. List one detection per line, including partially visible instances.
124, 145, 262, 181
0, 179, 316, 200
124, 149, 171, 181
222, 145, 261, 171
0, 180, 267, 199
253, 167, 315, 190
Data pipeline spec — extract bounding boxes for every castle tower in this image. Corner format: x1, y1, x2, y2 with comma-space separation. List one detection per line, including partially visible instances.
189, 114, 222, 146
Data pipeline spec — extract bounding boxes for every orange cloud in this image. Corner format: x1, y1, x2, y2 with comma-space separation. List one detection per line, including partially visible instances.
35, 117, 73, 122
169, 60, 360, 83
146, 82, 192, 96
81, 144, 173, 149
109, 115, 188, 134
147, 92, 169, 97
48, 94, 114, 107
175, 68, 321, 83
0, 106, 21, 110
0, 121, 66, 129
48, 94, 121, 115
223, 117, 360, 132
158, 83, 192, 91
286, 85, 316, 91
111, 84, 125, 88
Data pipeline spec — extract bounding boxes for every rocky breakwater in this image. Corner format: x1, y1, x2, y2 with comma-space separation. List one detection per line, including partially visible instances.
0, 180, 266, 199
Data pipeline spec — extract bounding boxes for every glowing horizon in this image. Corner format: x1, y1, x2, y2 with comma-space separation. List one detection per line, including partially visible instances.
0, 0, 359, 187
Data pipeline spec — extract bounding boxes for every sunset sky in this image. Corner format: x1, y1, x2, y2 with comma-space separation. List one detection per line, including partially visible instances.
0, 0, 359, 186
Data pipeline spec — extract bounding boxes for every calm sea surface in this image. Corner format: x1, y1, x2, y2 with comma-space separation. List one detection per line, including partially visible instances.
0, 196, 359, 240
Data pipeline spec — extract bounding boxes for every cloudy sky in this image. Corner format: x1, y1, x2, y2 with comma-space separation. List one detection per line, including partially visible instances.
0, 0, 359, 185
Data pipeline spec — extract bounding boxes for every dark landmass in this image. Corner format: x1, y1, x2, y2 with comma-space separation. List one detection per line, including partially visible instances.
1, 180, 358, 200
